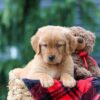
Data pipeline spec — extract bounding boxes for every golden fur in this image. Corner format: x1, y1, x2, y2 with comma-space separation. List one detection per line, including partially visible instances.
12, 26, 78, 88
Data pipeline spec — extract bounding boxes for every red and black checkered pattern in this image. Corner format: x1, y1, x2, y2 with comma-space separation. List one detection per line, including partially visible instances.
23, 77, 100, 100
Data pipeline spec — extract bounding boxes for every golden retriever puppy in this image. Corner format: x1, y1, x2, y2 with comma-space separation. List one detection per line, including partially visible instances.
12, 26, 78, 88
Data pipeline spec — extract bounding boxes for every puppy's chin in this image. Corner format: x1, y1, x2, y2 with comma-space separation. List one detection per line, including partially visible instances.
45, 61, 58, 65
43, 59, 62, 65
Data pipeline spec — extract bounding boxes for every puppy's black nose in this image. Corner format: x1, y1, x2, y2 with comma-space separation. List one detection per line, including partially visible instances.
78, 38, 83, 43
48, 55, 55, 61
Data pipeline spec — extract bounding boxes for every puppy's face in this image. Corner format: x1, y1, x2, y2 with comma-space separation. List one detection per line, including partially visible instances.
39, 32, 66, 64
31, 26, 77, 65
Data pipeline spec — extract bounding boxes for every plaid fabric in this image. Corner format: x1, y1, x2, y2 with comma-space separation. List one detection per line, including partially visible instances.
23, 77, 100, 100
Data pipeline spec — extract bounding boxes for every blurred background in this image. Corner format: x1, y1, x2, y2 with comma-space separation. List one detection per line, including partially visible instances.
0, 0, 100, 99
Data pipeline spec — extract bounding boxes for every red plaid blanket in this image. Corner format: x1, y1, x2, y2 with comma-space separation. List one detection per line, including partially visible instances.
23, 77, 100, 100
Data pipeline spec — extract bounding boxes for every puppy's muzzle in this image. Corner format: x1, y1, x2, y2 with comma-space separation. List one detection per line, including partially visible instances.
48, 55, 55, 61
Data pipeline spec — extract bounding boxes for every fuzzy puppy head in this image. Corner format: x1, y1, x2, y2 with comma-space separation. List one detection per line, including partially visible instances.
70, 26, 95, 53
31, 26, 77, 65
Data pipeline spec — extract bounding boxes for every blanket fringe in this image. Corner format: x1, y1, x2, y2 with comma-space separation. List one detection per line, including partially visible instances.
7, 70, 33, 100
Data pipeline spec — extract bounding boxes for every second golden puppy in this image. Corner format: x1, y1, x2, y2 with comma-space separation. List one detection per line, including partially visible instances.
13, 26, 77, 88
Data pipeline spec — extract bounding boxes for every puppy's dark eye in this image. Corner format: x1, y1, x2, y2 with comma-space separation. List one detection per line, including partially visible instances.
42, 44, 48, 47
56, 44, 63, 48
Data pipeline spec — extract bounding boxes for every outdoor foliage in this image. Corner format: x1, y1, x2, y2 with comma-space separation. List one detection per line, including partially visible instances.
0, 0, 100, 99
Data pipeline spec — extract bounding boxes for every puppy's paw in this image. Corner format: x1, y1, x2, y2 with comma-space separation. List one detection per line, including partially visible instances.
62, 78, 76, 88
40, 76, 54, 88
26, 73, 54, 88
61, 73, 76, 88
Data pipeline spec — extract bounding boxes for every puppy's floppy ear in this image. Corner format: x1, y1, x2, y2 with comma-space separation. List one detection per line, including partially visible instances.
65, 33, 77, 54
31, 34, 41, 54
